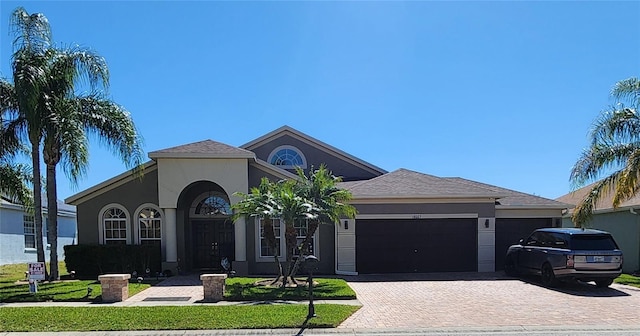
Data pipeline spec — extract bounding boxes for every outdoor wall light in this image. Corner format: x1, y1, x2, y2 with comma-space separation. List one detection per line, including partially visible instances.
484, 219, 490, 228
344, 220, 348, 230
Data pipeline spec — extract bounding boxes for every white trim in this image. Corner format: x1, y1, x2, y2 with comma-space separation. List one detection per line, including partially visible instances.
254, 217, 320, 263
133, 204, 164, 245
255, 218, 283, 260
267, 145, 307, 169
356, 213, 479, 220
98, 203, 131, 244
66, 161, 157, 205
241, 125, 387, 176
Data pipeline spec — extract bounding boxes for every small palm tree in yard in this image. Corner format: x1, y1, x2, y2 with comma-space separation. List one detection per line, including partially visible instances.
570, 77, 640, 226
232, 177, 284, 281
286, 165, 356, 279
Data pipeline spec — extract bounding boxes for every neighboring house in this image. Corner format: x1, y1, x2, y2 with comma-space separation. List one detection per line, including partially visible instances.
0, 197, 77, 265
556, 186, 640, 273
65, 126, 568, 275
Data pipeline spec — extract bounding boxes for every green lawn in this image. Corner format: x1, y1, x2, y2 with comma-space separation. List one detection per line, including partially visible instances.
0, 305, 360, 332
0, 262, 151, 302
615, 273, 640, 288
225, 277, 356, 300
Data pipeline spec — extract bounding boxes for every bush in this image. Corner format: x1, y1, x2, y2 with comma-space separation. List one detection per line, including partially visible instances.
64, 244, 161, 278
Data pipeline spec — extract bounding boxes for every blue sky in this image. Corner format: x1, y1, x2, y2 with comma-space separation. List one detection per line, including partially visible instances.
1, 1, 639, 201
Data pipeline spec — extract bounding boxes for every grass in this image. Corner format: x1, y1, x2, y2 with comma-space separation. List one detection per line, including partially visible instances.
0, 305, 360, 331
225, 277, 356, 301
615, 273, 640, 288
0, 263, 360, 331
0, 262, 152, 302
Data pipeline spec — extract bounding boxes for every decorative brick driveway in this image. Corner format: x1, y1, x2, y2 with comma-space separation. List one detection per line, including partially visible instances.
339, 272, 640, 329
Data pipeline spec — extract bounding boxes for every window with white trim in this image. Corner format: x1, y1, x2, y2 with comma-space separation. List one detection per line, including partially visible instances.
103, 207, 128, 245
24, 215, 35, 249
259, 218, 281, 257
267, 145, 307, 169
191, 193, 231, 217
137, 207, 162, 245
256, 218, 317, 259
293, 220, 313, 256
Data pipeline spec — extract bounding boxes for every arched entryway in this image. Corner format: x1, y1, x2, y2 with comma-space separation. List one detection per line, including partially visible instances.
177, 181, 235, 271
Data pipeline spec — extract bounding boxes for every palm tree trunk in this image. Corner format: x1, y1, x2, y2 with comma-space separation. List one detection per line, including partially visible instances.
31, 141, 48, 279
46, 162, 58, 280
287, 220, 319, 279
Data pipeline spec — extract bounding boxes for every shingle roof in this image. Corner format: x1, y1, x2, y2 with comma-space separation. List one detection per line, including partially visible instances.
149, 140, 255, 159
555, 182, 640, 212
342, 169, 503, 198
447, 177, 568, 207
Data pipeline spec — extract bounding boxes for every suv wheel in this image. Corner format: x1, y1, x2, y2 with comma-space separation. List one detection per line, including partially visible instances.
595, 279, 614, 288
541, 263, 557, 287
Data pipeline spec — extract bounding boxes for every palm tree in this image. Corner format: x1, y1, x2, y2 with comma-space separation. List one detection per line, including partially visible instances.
232, 177, 284, 280
570, 76, 640, 226
286, 165, 356, 278
4, 7, 52, 268
1, 80, 32, 206
40, 47, 144, 280
275, 179, 317, 286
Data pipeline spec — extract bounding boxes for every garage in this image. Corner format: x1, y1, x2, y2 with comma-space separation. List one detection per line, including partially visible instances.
356, 218, 478, 274
494, 218, 553, 271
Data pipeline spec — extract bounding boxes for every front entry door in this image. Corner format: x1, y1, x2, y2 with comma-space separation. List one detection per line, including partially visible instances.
193, 220, 234, 270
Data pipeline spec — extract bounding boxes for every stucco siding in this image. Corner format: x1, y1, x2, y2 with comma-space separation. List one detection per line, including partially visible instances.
354, 202, 495, 218
250, 134, 380, 181
248, 165, 285, 189
76, 169, 159, 245
0, 206, 76, 265
563, 212, 640, 273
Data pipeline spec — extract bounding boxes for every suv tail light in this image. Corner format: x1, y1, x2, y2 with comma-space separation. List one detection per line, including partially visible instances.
566, 255, 574, 268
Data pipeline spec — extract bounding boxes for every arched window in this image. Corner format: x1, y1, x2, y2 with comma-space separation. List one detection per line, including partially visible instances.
267, 145, 307, 169
135, 205, 163, 245
99, 204, 130, 245
190, 192, 231, 218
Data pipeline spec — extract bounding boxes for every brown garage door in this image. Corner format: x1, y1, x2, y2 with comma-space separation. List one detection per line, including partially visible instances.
494, 218, 553, 271
356, 218, 477, 274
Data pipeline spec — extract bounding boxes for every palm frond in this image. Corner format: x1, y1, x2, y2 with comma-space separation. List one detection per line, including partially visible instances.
611, 77, 640, 106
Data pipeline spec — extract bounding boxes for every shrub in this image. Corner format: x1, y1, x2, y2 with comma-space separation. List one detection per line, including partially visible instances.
64, 244, 161, 278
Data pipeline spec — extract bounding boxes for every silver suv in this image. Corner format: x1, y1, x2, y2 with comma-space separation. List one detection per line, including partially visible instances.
505, 228, 623, 287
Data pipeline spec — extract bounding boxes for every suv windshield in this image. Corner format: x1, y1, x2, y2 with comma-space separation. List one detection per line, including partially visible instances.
570, 235, 618, 250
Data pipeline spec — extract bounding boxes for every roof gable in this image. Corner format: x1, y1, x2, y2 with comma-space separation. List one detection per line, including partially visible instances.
241, 125, 387, 177
149, 140, 255, 159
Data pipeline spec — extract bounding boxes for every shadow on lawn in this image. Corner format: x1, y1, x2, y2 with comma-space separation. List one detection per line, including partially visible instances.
0, 280, 102, 303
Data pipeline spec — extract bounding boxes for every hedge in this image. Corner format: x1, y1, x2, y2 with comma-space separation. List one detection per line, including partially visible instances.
64, 244, 161, 278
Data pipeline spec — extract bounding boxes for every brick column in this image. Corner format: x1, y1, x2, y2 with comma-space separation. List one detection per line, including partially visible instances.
98, 274, 131, 302
200, 274, 227, 302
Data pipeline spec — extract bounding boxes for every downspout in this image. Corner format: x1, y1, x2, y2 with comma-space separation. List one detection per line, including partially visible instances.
631, 208, 640, 274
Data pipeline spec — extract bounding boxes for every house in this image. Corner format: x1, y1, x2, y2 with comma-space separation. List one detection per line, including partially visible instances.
65, 126, 568, 275
556, 185, 640, 273
0, 197, 77, 265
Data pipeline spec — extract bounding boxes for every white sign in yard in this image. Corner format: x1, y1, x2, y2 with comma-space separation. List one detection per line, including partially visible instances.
28, 262, 46, 281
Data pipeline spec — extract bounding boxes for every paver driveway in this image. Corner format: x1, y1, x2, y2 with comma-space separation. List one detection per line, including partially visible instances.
339, 272, 640, 329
